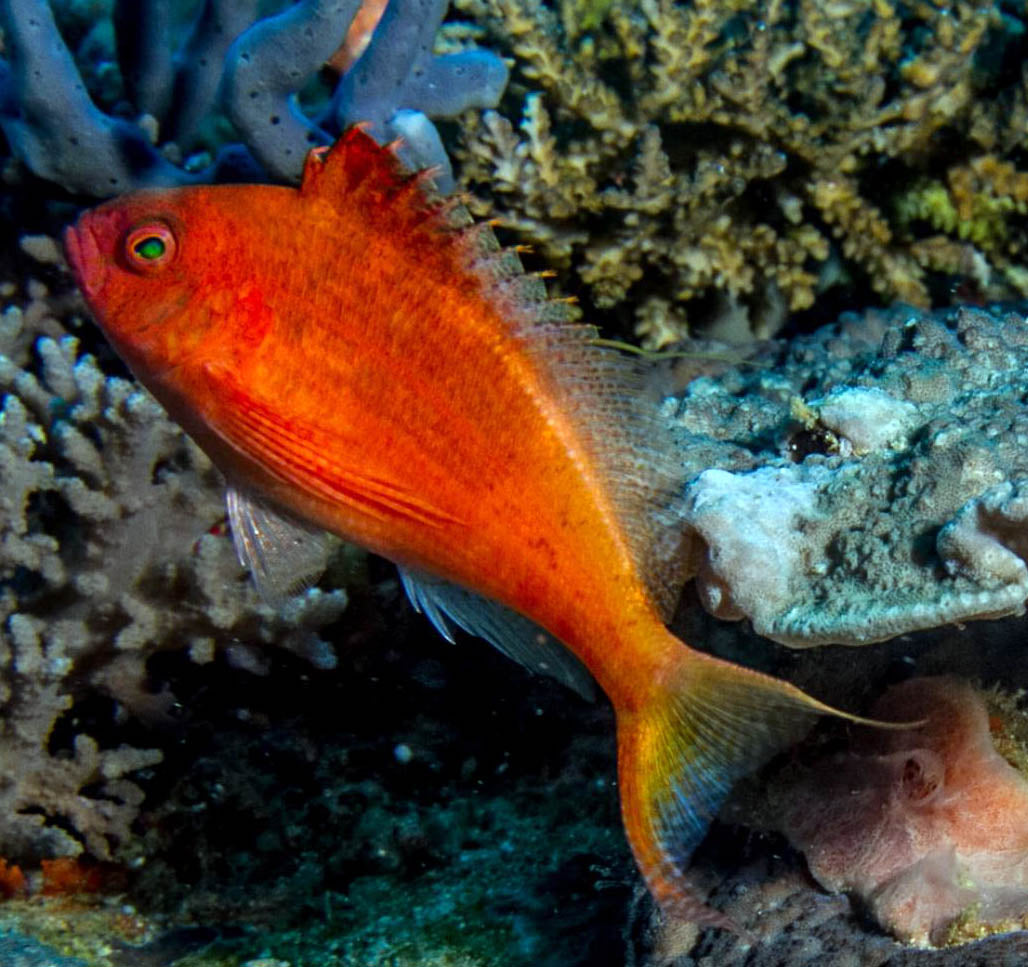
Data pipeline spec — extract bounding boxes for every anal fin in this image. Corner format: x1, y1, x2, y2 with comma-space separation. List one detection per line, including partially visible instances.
398, 567, 595, 700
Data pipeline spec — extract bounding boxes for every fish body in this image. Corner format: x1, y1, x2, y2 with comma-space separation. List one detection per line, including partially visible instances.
65, 130, 870, 925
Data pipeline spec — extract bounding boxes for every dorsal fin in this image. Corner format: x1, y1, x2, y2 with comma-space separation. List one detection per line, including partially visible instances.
301, 129, 386, 194
452, 222, 691, 616
298, 130, 689, 617
300, 127, 443, 230
513, 324, 689, 617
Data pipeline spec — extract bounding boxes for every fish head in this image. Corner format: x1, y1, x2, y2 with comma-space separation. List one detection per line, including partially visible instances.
64, 186, 280, 384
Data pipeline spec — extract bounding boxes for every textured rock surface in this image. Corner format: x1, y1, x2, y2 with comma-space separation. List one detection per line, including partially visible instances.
671, 304, 1028, 646
0, 930, 87, 967
767, 678, 1028, 946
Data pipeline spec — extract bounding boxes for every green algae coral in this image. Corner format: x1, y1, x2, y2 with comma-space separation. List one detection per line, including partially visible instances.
454, 0, 1028, 347
894, 156, 1028, 299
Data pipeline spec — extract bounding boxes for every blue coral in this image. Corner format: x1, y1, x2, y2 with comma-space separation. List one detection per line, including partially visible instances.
329, 0, 509, 183
0, 0, 508, 195
0, 0, 192, 195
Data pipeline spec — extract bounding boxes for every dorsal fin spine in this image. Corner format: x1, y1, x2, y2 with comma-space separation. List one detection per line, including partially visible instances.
456, 221, 501, 258
301, 127, 409, 202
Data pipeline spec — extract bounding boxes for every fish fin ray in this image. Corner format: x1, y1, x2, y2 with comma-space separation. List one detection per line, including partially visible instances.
300, 128, 450, 234
398, 566, 596, 700
301, 128, 405, 198
526, 328, 688, 617
226, 485, 335, 608
208, 366, 462, 530
456, 239, 689, 619
398, 567, 458, 643
617, 640, 858, 927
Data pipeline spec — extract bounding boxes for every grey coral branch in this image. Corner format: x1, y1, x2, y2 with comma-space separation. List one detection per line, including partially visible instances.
222, 0, 361, 180
166, 0, 261, 147
333, 0, 508, 187
113, 0, 176, 122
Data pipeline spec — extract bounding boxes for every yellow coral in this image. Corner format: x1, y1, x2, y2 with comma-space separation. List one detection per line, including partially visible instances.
455, 0, 1025, 342
892, 151, 1028, 295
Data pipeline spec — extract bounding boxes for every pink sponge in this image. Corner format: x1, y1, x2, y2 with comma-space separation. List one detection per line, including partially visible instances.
771, 677, 1028, 946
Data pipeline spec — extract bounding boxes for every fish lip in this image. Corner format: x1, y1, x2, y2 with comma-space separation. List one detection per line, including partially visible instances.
63, 220, 108, 302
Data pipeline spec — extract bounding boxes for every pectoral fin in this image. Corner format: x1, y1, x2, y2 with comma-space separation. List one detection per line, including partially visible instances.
226, 486, 336, 608
206, 366, 462, 531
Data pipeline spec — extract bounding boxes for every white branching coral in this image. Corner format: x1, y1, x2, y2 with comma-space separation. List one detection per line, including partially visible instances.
0, 257, 348, 861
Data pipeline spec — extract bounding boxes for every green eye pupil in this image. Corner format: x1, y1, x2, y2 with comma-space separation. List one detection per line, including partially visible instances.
134, 236, 165, 260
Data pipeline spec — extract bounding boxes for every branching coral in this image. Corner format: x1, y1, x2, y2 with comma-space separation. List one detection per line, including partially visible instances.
0, 244, 348, 862
0, 0, 508, 194
894, 155, 1028, 299
453, 0, 1027, 345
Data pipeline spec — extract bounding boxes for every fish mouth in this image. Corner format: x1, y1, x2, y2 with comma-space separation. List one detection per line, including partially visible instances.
63, 220, 108, 302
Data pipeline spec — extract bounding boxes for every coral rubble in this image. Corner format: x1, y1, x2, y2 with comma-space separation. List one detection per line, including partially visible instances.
671, 303, 1028, 646
455, 0, 1028, 343
767, 677, 1028, 947
0, 0, 507, 194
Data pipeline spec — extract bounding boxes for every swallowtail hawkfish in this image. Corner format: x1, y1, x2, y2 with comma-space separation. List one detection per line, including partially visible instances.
64, 129, 891, 928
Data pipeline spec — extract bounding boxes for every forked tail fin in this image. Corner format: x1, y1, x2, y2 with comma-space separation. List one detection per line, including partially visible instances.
615, 640, 888, 929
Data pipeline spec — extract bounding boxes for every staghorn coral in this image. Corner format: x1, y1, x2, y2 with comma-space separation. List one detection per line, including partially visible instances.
0, 0, 507, 195
893, 155, 1028, 300
453, 0, 1028, 346
666, 302, 1028, 646
766, 677, 1028, 947
0, 241, 348, 862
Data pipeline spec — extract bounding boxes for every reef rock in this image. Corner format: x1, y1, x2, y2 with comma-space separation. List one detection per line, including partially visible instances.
671, 304, 1028, 645
766, 677, 1028, 946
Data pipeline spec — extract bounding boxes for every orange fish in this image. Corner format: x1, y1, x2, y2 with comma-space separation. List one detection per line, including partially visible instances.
64, 129, 877, 927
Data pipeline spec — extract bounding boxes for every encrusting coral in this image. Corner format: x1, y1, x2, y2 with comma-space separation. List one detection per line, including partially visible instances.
766, 677, 1028, 947
0, 0, 507, 194
0, 240, 348, 862
454, 0, 1028, 345
669, 303, 1028, 646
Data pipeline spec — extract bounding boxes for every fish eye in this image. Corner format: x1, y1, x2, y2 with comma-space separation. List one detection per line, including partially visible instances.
124, 221, 177, 273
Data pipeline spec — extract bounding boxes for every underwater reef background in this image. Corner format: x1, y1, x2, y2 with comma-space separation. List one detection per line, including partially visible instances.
454, 0, 1028, 346
1, 0, 1028, 965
